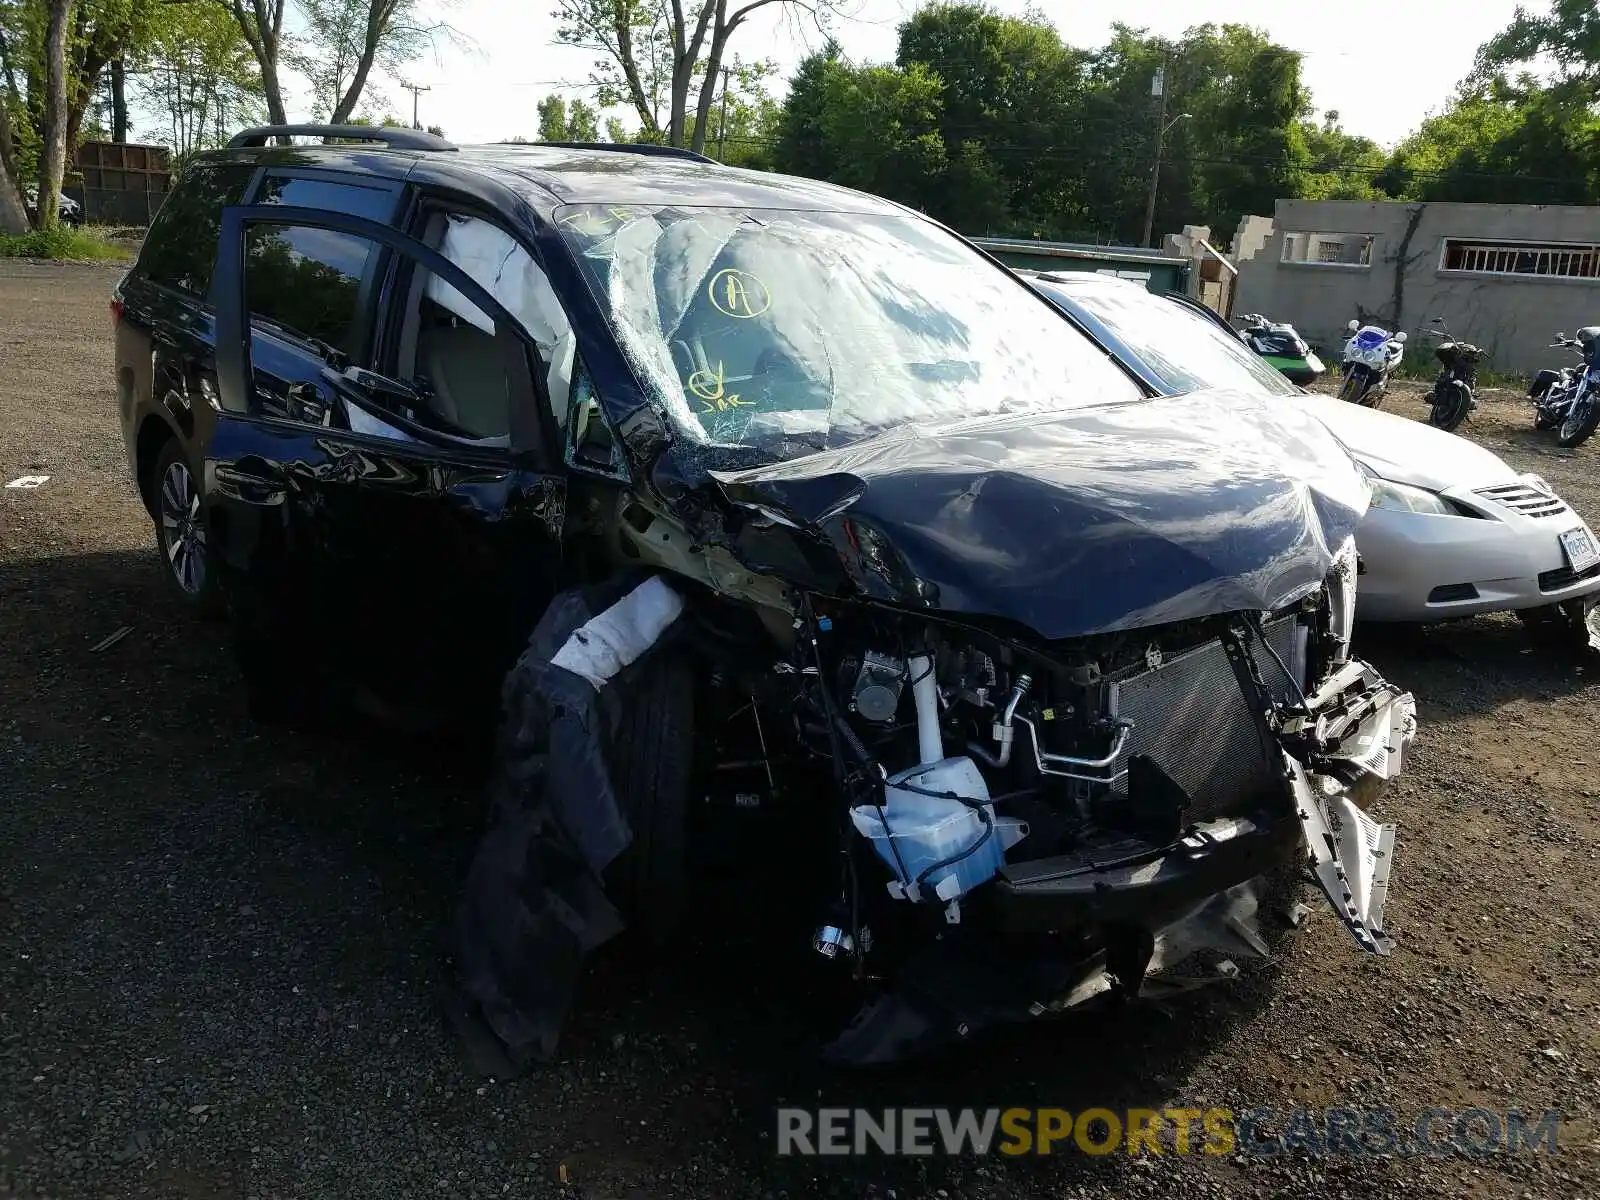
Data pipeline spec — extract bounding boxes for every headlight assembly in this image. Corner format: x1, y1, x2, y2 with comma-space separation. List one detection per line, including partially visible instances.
1366, 476, 1456, 516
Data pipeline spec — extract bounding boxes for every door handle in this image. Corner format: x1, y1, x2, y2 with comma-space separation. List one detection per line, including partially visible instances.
212, 463, 287, 506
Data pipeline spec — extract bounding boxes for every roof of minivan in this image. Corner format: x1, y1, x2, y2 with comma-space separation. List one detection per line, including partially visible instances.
205, 142, 905, 218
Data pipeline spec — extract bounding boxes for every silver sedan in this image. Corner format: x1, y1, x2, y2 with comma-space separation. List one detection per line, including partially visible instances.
1024, 271, 1600, 632
1306, 395, 1600, 621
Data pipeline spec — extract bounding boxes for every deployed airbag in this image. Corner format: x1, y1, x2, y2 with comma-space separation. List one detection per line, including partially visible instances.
450, 572, 687, 1074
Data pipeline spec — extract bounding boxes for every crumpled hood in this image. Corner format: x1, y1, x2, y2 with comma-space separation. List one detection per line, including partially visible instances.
710, 388, 1370, 640
1296, 394, 1520, 493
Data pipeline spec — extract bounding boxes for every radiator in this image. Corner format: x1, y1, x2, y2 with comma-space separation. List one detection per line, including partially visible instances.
1106, 616, 1307, 822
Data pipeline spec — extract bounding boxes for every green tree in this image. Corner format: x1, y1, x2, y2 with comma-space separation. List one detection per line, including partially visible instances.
1298, 110, 1386, 200
535, 92, 565, 140
685, 54, 774, 163
1378, 79, 1596, 204
536, 93, 599, 141
566, 97, 597, 140
35, 0, 70, 231
553, 0, 841, 154
1366, 0, 1600, 205
0, 0, 33, 231
807, 57, 945, 206
222, 0, 460, 136
291, 0, 460, 124
1081, 24, 1311, 245
895, 4, 1091, 237
128, 0, 263, 154
2, 0, 177, 227
772, 39, 839, 179
1475, 0, 1600, 96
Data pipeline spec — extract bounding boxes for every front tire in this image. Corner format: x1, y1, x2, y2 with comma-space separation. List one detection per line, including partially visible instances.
1336, 371, 1365, 403
487, 644, 695, 948
604, 653, 695, 946
1557, 394, 1600, 448
151, 438, 222, 617
1429, 382, 1471, 432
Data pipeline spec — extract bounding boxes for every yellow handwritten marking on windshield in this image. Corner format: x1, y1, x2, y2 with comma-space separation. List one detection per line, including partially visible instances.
708, 269, 771, 319
557, 207, 636, 238
687, 361, 753, 413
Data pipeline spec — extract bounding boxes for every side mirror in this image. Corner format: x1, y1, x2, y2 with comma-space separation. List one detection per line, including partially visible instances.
1347, 319, 1359, 333
1430, 315, 1444, 324
1395, 331, 1407, 343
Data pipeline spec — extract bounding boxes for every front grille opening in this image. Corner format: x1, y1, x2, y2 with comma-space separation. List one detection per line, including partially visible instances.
1538, 562, 1600, 592
1475, 483, 1569, 519
1427, 583, 1480, 603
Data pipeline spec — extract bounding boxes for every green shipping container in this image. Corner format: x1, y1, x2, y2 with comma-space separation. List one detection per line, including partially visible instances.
971, 237, 1191, 296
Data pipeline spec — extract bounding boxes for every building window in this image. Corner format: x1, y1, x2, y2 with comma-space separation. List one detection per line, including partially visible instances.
1281, 232, 1373, 267
1441, 239, 1600, 278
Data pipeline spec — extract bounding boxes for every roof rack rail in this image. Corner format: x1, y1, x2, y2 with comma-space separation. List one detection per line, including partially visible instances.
530, 141, 716, 165
227, 124, 457, 152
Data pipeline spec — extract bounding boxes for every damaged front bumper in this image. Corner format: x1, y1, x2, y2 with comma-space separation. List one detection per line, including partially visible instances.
992, 656, 1415, 953
822, 657, 1415, 1065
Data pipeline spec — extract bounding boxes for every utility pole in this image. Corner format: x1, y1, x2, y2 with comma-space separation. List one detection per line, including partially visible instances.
1141, 60, 1168, 249
717, 66, 731, 159
401, 82, 431, 131
1140, 60, 1190, 249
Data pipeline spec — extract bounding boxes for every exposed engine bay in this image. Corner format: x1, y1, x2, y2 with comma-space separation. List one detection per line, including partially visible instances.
452, 378, 1418, 1071
450, 505, 1415, 1069
691, 540, 1414, 990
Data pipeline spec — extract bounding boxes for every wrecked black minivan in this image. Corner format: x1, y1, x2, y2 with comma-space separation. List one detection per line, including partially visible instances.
113, 127, 1417, 1069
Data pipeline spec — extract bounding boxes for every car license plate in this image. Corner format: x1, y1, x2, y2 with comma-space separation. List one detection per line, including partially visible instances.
1560, 526, 1599, 573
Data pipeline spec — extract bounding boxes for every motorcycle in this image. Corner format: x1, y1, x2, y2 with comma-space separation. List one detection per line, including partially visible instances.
1529, 327, 1600, 449
1235, 313, 1325, 386
1421, 315, 1483, 433
1337, 318, 1406, 408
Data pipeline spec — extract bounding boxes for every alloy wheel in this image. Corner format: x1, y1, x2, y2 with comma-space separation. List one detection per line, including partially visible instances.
159, 459, 206, 595
1560, 399, 1589, 443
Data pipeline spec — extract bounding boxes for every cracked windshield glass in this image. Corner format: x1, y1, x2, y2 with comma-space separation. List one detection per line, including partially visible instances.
555, 204, 1141, 460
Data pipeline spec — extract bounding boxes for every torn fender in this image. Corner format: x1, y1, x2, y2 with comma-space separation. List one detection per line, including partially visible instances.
1284, 658, 1417, 955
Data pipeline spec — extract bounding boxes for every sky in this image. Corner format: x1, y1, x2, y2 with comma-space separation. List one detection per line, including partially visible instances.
293, 0, 1527, 151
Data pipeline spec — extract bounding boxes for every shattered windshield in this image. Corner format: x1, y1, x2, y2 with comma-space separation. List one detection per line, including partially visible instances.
554, 204, 1141, 459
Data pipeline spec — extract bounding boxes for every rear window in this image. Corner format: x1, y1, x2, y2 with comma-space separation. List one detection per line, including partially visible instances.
137, 161, 255, 297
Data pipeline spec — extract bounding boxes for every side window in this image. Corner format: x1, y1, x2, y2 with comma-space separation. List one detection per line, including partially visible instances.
391, 255, 514, 442
138, 161, 255, 297
244, 223, 375, 356
415, 213, 576, 430
256, 174, 398, 222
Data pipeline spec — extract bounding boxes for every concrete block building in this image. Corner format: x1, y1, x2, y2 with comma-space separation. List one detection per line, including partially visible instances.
1232, 199, 1600, 375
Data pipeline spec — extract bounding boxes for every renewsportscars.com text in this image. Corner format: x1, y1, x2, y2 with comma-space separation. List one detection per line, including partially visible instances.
775, 1106, 1563, 1158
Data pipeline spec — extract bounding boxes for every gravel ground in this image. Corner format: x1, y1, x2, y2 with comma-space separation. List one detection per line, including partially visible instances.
2, 259, 1598, 1199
